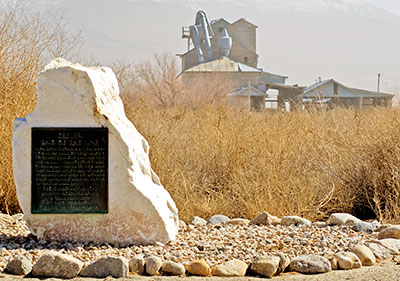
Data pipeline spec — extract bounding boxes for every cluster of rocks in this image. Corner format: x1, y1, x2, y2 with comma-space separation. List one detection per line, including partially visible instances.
2, 212, 400, 278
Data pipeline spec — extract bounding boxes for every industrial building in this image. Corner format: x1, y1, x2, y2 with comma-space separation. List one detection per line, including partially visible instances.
178, 11, 393, 110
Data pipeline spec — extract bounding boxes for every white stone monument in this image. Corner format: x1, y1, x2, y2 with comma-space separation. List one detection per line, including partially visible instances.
12, 58, 179, 244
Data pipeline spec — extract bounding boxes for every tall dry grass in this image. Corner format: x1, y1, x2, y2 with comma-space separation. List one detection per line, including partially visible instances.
122, 96, 400, 223
0, 3, 82, 213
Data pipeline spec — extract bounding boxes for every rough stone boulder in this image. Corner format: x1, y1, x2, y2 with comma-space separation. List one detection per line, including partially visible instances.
12, 58, 179, 244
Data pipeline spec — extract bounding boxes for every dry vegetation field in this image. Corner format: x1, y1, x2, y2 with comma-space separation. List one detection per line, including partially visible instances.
1, 4, 400, 224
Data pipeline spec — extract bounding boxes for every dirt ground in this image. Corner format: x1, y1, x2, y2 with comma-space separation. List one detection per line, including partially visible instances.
1, 259, 399, 281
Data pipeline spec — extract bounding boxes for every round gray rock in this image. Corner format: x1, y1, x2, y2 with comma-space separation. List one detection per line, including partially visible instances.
352, 222, 377, 234
250, 256, 280, 278
129, 255, 145, 275
162, 261, 185, 275
145, 256, 162, 276
80, 256, 128, 278
6, 255, 32, 275
289, 255, 331, 274
32, 251, 83, 278
208, 215, 230, 225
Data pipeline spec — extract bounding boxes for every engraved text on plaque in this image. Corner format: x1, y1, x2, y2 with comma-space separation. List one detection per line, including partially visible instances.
31, 128, 108, 213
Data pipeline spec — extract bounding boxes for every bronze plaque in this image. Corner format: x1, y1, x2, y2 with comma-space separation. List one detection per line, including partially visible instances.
31, 128, 108, 213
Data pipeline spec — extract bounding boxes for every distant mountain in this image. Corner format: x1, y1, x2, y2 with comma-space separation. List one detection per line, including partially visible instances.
15, 0, 400, 92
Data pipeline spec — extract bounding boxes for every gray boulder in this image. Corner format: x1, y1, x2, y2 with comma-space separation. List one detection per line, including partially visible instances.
6, 255, 32, 275
352, 222, 378, 234
80, 256, 128, 278
32, 251, 83, 278
208, 215, 230, 225
289, 255, 331, 274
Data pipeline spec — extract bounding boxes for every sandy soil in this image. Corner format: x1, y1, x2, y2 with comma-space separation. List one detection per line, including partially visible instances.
1, 259, 399, 281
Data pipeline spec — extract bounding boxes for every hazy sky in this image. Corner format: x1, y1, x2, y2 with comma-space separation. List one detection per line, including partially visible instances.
14, 0, 400, 93
345, 0, 400, 15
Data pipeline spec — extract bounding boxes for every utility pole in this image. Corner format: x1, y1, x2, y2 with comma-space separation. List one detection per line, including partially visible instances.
377, 73, 381, 93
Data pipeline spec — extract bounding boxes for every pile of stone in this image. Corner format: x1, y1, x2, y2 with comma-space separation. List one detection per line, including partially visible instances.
2, 212, 400, 279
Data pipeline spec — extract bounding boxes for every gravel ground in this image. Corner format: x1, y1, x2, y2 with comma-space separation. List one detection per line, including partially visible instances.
0, 213, 373, 267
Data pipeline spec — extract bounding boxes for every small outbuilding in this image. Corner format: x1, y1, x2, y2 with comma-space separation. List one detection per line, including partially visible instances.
302, 79, 393, 109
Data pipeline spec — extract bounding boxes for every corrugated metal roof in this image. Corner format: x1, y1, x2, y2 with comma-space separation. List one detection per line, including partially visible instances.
229, 86, 266, 97
303, 79, 393, 98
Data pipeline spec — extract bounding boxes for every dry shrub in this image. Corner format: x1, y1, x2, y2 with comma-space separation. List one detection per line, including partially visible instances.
133, 53, 232, 109
0, 3, 82, 213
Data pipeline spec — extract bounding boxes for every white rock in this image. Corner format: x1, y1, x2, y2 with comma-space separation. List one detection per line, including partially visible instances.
281, 216, 311, 226
327, 213, 361, 226
250, 211, 281, 226
191, 216, 207, 225
334, 252, 362, 270
12, 58, 179, 244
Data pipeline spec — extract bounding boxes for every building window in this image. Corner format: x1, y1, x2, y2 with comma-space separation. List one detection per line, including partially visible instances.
218, 27, 224, 33
244, 57, 248, 63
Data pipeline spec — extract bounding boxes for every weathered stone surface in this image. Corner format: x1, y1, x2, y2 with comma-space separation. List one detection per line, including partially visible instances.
80, 256, 128, 278
289, 255, 331, 274
12, 58, 179, 244
212, 259, 248, 277
32, 251, 83, 278
327, 213, 361, 226
377, 225, 400, 239
277, 253, 290, 274
250, 256, 280, 278
367, 239, 400, 255
145, 256, 162, 276
191, 216, 207, 225
225, 218, 250, 226
365, 242, 391, 260
208, 215, 230, 225
185, 260, 211, 276
250, 211, 281, 226
129, 255, 145, 275
351, 245, 376, 266
352, 221, 377, 234
334, 252, 362, 270
162, 261, 185, 276
5, 255, 32, 275
281, 216, 311, 227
